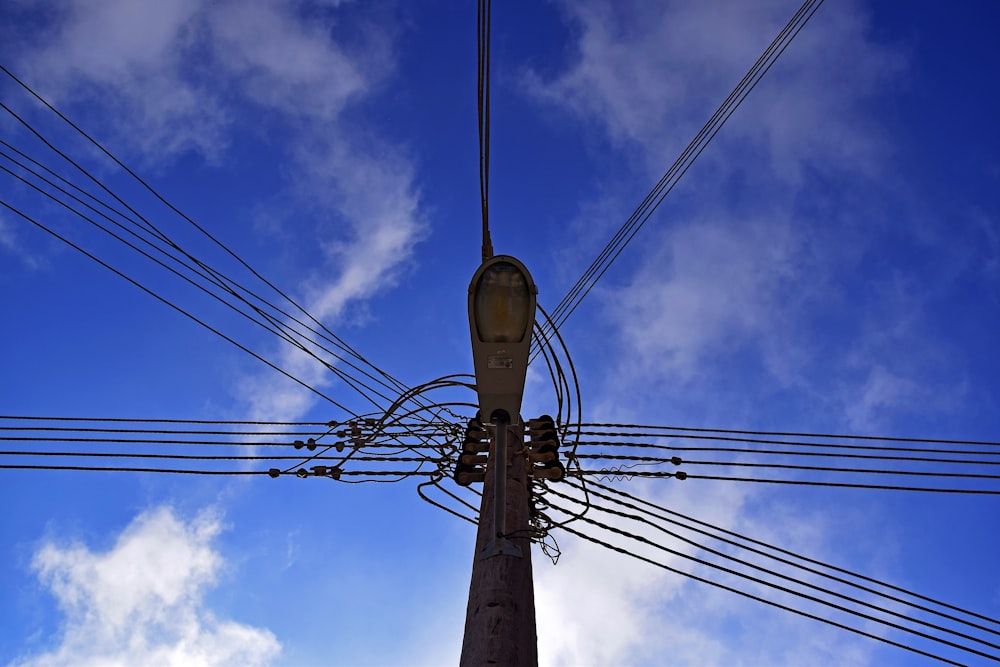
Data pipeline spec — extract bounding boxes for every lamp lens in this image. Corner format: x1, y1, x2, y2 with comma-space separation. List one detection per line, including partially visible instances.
474, 261, 530, 343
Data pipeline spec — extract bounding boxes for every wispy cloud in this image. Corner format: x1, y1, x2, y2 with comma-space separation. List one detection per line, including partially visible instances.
10, 507, 280, 667
10, 0, 425, 423
0, 214, 41, 270
521, 1, 922, 662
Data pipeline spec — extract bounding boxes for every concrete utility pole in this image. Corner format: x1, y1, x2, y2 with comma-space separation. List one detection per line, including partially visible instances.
460, 419, 537, 666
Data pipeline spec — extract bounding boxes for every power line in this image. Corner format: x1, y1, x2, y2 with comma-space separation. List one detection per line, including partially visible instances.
554, 481, 1000, 647
0, 198, 357, 415
585, 479, 1000, 632
556, 523, 966, 666
631, 471, 1000, 495
478, 0, 493, 261
534, 0, 826, 349
0, 146, 405, 412
573, 453, 1000, 477
577, 423, 1000, 448
1, 64, 406, 396
545, 496, 999, 663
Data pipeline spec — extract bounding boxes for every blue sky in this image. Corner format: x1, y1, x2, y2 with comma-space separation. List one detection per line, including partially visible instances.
1, 0, 999, 665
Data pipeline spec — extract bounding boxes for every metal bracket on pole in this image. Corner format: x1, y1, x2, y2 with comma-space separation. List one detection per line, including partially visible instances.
478, 414, 522, 560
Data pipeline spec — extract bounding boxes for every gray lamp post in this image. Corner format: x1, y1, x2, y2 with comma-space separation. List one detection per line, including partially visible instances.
467, 254, 537, 559
468, 255, 537, 425
461, 255, 539, 667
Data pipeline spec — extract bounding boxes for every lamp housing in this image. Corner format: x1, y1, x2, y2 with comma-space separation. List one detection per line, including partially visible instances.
468, 255, 537, 424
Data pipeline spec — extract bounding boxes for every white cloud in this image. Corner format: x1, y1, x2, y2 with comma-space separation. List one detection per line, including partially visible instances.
11, 507, 280, 667
524, 0, 903, 181
12, 0, 426, 423
206, 0, 375, 122
534, 478, 880, 666
522, 2, 920, 663
23, 0, 228, 161
606, 214, 802, 384
0, 214, 41, 269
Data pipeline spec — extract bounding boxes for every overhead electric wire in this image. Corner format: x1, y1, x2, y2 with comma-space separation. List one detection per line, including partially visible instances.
0, 145, 410, 412
1, 67, 445, 429
584, 469, 1000, 494
0, 463, 436, 477
0, 198, 357, 415
577, 422, 1000, 448
546, 494, 999, 664
534, 0, 825, 350
573, 453, 1000, 479
0, 158, 399, 412
2, 124, 456, 433
573, 438, 1000, 463
554, 481, 1000, 649
0, 415, 335, 425
556, 525, 968, 666
0, 451, 436, 463
1, 65, 409, 398
477, 0, 493, 261
586, 479, 1000, 634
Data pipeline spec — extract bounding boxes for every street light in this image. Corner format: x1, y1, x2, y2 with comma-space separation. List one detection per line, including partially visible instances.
468, 255, 537, 425
468, 255, 537, 560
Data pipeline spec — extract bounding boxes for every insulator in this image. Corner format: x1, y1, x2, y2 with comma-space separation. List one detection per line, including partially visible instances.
466, 417, 487, 436
671, 456, 682, 466
460, 452, 488, 466
675, 470, 688, 480
311, 465, 328, 476
326, 420, 339, 428
295, 468, 308, 478
306, 438, 317, 451
532, 439, 559, 454
293, 439, 304, 449
268, 468, 280, 478
528, 422, 556, 434
528, 415, 555, 429
533, 461, 565, 482
531, 430, 558, 445
455, 470, 486, 486
527, 450, 556, 464
364, 418, 377, 428
335, 441, 345, 453
463, 436, 490, 454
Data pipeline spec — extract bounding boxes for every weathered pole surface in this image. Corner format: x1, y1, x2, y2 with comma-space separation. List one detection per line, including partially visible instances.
460, 421, 537, 666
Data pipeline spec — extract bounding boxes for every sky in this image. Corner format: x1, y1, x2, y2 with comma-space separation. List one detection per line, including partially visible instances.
1, 0, 999, 665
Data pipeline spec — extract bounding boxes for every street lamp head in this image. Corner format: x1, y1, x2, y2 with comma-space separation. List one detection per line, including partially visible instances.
468, 255, 537, 424
473, 260, 532, 344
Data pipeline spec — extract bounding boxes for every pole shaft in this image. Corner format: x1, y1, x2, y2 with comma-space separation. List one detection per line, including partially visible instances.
460, 421, 538, 666
493, 415, 508, 547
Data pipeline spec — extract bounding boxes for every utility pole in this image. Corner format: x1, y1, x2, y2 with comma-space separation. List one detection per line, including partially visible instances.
462, 255, 539, 666
460, 419, 537, 666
